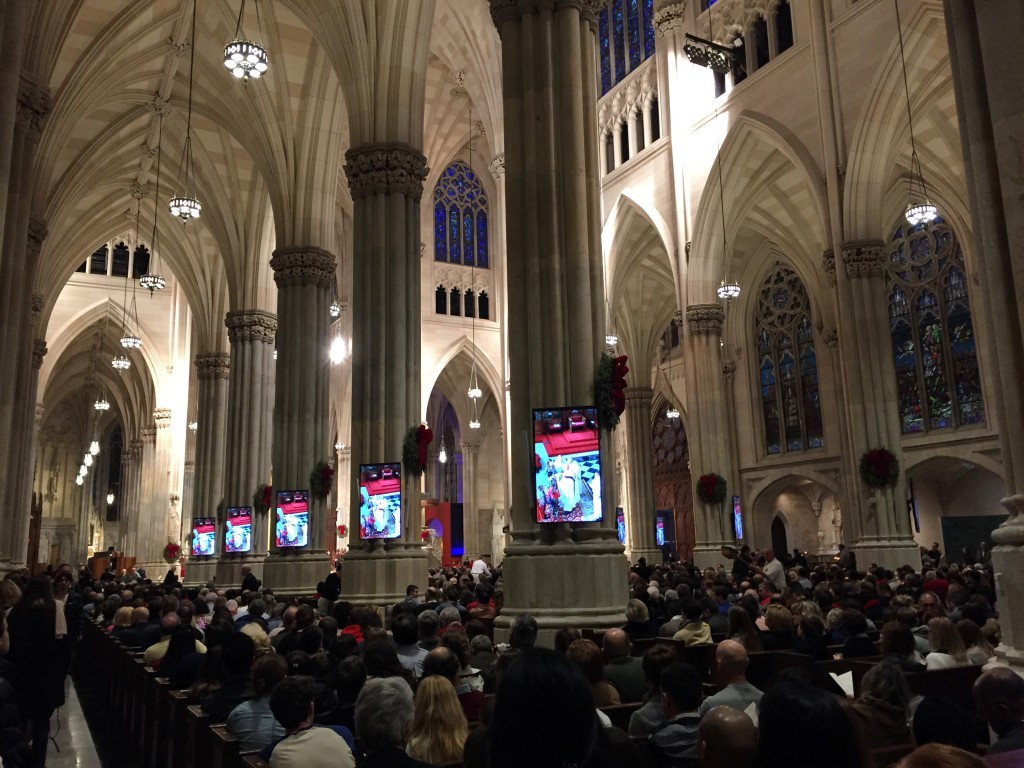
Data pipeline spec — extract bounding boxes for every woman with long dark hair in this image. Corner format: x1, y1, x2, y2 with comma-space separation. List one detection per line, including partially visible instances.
7, 576, 66, 768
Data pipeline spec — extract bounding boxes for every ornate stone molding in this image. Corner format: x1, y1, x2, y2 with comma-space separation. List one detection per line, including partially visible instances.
140, 428, 156, 445
30, 294, 44, 327
167, 38, 190, 58
150, 94, 173, 116
122, 451, 132, 465
488, 153, 505, 179
821, 249, 836, 286
131, 182, 149, 201
459, 440, 481, 453
154, 408, 172, 428
31, 340, 47, 370
337, 447, 351, 462
433, 263, 494, 295
624, 386, 654, 407
195, 351, 231, 380
653, 2, 687, 35
722, 360, 736, 383
822, 327, 839, 351
27, 216, 48, 258
489, 0, 521, 28
130, 438, 144, 454
685, 304, 724, 335
269, 247, 336, 288
344, 142, 429, 202
841, 240, 886, 279
225, 309, 278, 343
16, 76, 51, 138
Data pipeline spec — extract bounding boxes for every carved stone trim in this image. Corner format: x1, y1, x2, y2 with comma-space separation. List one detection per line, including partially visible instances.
131, 182, 149, 201
195, 351, 231, 380
822, 328, 839, 351
31, 340, 47, 369
30, 294, 44, 327
225, 309, 278, 343
459, 440, 481, 453
140, 429, 157, 445
16, 76, 51, 138
488, 153, 505, 179
154, 408, 172, 428
722, 360, 736, 383
344, 142, 429, 202
685, 304, 724, 335
841, 240, 885, 279
27, 216, 48, 258
490, 0, 521, 27
821, 249, 836, 286
269, 247, 336, 288
653, 2, 687, 35
624, 386, 654, 407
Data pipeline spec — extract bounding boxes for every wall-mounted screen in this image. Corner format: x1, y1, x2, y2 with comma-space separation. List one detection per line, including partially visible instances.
733, 495, 744, 540
533, 405, 603, 523
224, 507, 253, 554
275, 490, 309, 548
192, 517, 216, 557
655, 515, 666, 547
359, 463, 402, 539
616, 507, 625, 544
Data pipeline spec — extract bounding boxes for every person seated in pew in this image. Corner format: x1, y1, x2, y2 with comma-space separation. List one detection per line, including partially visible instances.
262, 675, 355, 768
696, 705, 756, 768
698, 640, 763, 723
315, 655, 365, 731
925, 617, 969, 670
648, 662, 704, 767
759, 604, 796, 652
672, 600, 712, 646
881, 621, 926, 673
793, 614, 830, 661
841, 609, 877, 659
406, 675, 468, 766
567, 638, 621, 707
422, 646, 486, 722
227, 653, 288, 752
624, 599, 659, 640
629, 644, 677, 738
201, 632, 257, 722
726, 606, 763, 653
844, 660, 913, 749
117, 606, 149, 648
355, 677, 433, 768
145, 613, 208, 666
956, 619, 995, 666
601, 628, 646, 703
974, 667, 1024, 755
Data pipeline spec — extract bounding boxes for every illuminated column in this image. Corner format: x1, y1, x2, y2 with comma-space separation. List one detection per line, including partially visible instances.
623, 387, 659, 562
460, 440, 480, 559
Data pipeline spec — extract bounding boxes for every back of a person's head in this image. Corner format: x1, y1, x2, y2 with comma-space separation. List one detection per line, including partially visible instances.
356, 677, 415, 753
409, 675, 467, 759
928, 617, 966, 659
285, 650, 311, 676
881, 620, 916, 656
842, 608, 869, 636
297, 625, 323, 655
252, 652, 288, 697
973, 666, 1024, 730
757, 680, 864, 768
698, 705, 756, 768
490, 648, 597, 768
860, 660, 911, 711
896, 743, 986, 768
508, 613, 538, 649
554, 626, 582, 655
335, 655, 367, 704
160, 612, 181, 634
391, 613, 418, 646
294, 604, 316, 629
681, 598, 703, 621
642, 644, 677, 688
417, 609, 439, 639
566, 639, 605, 684
240, 623, 271, 656
363, 638, 407, 679
222, 631, 256, 675
659, 663, 702, 712
764, 604, 794, 634
440, 627, 472, 667
422, 646, 460, 681
248, 598, 266, 616
269, 675, 314, 731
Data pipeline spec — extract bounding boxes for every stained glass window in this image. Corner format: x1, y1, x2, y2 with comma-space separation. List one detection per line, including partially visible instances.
612, 0, 626, 83
597, 0, 657, 94
435, 286, 447, 315
643, 0, 655, 59
432, 161, 489, 269
754, 265, 824, 455
111, 242, 130, 277
886, 216, 984, 433
627, 0, 641, 69
90, 245, 109, 275
599, 7, 612, 95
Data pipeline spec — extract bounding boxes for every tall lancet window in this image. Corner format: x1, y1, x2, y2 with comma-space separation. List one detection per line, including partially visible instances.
754, 265, 824, 455
598, 0, 657, 95
433, 161, 489, 268
886, 216, 984, 434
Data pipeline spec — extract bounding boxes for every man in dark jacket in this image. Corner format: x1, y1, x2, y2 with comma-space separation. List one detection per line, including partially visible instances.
201, 633, 256, 721
240, 565, 261, 594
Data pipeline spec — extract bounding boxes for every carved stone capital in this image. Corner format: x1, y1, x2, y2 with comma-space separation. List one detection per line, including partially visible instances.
131, 181, 149, 201
140, 428, 157, 444
16, 76, 51, 138
150, 94, 173, 116
488, 153, 506, 179
722, 360, 737, 383
822, 327, 839, 351
337, 447, 351, 462
27, 216, 48, 258
489, 0, 520, 30
459, 440, 481, 453
30, 294, 44, 327
821, 249, 836, 286
624, 386, 654, 408
167, 38, 190, 58
685, 304, 724, 335
841, 240, 886, 279
195, 351, 231, 380
225, 309, 278, 343
121, 452, 132, 466
153, 408, 172, 428
31, 340, 47, 369
653, 2, 687, 35
344, 142, 429, 202
269, 247, 337, 288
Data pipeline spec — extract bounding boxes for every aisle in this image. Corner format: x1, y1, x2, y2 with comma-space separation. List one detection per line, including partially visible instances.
46, 680, 103, 768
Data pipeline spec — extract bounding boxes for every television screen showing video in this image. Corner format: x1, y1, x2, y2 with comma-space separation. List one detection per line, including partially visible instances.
732, 495, 744, 541
359, 463, 402, 539
533, 405, 603, 523
656, 515, 665, 547
192, 517, 216, 557
225, 507, 253, 554
275, 490, 309, 548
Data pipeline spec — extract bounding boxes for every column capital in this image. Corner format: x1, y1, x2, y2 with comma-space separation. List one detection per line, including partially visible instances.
459, 440, 481, 453
140, 428, 157, 444
344, 142, 429, 202
31, 340, 47, 369
122, 451, 132, 465
27, 216, 48, 258
154, 408, 172, 428
822, 327, 839, 351
489, 0, 521, 28
624, 386, 654, 407
16, 75, 51, 139
653, 2, 687, 35
195, 351, 231, 380
685, 304, 724, 335
225, 309, 277, 343
841, 240, 886, 279
337, 447, 351, 461
29, 294, 44, 328
722, 360, 736, 382
270, 247, 336, 288
488, 153, 506, 179
821, 249, 836, 286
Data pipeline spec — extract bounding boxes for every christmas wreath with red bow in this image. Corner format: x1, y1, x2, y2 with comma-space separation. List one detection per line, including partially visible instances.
403, 423, 434, 477
696, 473, 728, 505
253, 484, 272, 514
594, 352, 629, 430
310, 461, 335, 500
163, 542, 181, 564
859, 447, 900, 488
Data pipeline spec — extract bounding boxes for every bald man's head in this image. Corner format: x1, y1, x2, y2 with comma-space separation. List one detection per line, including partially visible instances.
698, 706, 756, 768
602, 628, 631, 660
974, 667, 1024, 734
715, 639, 749, 683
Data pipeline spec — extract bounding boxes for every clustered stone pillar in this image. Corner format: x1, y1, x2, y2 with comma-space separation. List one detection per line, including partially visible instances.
944, 0, 1024, 666
460, 440, 480, 559
133, 430, 155, 564
622, 386, 660, 563
224, 310, 277, 568
831, 242, 917, 568
149, 410, 174, 563
264, 248, 334, 591
489, 0, 626, 645
341, 143, 429, 604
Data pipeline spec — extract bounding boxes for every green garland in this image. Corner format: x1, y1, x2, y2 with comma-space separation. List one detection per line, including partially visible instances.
309, 460, 334, 500
859, 448, 900, 488
593, 353, 619, 431
403, 425, 424, 476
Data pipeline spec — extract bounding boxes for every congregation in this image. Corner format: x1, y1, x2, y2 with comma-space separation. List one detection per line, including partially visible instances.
0, 545, 1021, 768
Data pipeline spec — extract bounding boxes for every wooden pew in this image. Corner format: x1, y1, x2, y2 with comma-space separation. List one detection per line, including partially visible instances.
186, 704, 212, 768
167, 689, 192, 768
210, 724, 245, 768
241, 755, 269, 768
599, 702, 643, 731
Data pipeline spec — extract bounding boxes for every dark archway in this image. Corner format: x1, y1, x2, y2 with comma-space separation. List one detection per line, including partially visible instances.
771, 516, 788, 556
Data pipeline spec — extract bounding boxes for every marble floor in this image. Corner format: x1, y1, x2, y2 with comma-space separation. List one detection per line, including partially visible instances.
43, 681, 103, 768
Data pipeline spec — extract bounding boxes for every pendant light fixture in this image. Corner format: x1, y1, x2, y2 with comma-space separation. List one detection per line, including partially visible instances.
464, 89, 482, 431
665, 316, 680, 421
895, 0, 937, 227
140, 115, 167, 292
223, 0, 269, 83
119, 204, 142, 350
75, 474, 84, 487
169, 0, 202, 222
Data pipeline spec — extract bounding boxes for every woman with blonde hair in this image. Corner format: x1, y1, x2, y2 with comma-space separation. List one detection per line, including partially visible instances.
111, 606, 134, 638
406, 675, 468, 765
761, 603, 796, 651
955, 619, 994, 665
926, 616, 968, 669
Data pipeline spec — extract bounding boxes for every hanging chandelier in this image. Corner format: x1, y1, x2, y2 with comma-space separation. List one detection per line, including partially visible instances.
895, 0, 937, 227
120, 329, 141, 349
188, 421, 198, 431
605, 333, 618, 347
170, 0, 202, 223
224, 0, 269, 83
666, 405, 680, 420
89, 440, 101, 455
79, 464, 88, 477
84, 453, 93, 468
716, 280, 741, 300
141, 115, 167, 291
75, 475, 84, 486
112, 354, 131, 371
438, 444, 448, 464
94, 396, 110, 412
330, 299, 341, 318
106, 492, 115, 505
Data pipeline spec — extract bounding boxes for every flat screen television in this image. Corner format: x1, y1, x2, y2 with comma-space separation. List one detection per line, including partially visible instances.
224, 506, 253, 554
655, 515, 665, 547
616, 507, 625, 544
275, 490, 309, 548
533, 405, 603, 523
192, 517, 216, 557
358, 463, 402, 539
732, 495, 744, 540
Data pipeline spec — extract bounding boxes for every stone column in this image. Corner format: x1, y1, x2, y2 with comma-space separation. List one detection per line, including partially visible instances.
181, 461, 195, 542
684, 304, 735, 565
460, 440, 481, 559
944, 0, 1024, 667
835, 243, 917, 568
0, 1, 29, 249
336, 446, 351, 552
489, 0, 626, 646
623, 387, 659, 562
132, 431, 155, 564
149, 409, 174, 561
118, 449, 133, 552
340, 143, 430, 604
262, 249, 334, 592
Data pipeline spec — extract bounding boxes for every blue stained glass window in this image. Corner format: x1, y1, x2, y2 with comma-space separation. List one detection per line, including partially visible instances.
643, 0, 655, 59
758, 331, 780, 455
886, 216, 984, 433
476, 210, 488, 268
627, 0, 641, 69
449, 206, 461, 264
599, 8, 612, 95
432, 160, 489, 272
613, 0, 626, 82
434, 202, 447, 262
463, 206, 474, 267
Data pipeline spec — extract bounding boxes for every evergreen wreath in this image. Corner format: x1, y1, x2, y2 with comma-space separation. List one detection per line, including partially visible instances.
859, 448, 900, 488
309, 461, 335, 500
696, 473, 728, 505
403, 423, 434, 477
163, 542, 181, 564
594, 352, 629, 430
253, 484, 273, 514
